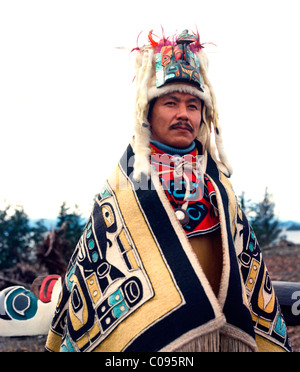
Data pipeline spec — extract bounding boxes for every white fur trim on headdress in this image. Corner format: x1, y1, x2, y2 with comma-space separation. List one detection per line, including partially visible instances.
133, 47, 153, 181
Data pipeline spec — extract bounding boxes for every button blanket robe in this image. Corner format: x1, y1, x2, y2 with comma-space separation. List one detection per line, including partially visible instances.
45, 141, 292, 352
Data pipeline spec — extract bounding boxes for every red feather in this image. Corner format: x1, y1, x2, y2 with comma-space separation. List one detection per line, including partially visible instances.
148, 30, 159, 47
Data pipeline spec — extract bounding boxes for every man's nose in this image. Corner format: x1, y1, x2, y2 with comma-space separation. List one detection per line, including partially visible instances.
176, 104, 189, 121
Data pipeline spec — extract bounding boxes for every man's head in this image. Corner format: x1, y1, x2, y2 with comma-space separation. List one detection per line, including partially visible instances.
149, 92, 203, 148
132, 28, 232, 180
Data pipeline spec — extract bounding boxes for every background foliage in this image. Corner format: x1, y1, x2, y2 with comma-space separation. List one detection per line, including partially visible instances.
0, 201, 85, 270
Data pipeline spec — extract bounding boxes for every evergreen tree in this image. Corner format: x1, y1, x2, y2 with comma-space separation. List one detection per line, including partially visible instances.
249, 188, 282, 248
30, 219, 49, 247
0, 204, 32, 269
0, 201, 86, 273
56, 202, 86, 259
0, 204, 11, 268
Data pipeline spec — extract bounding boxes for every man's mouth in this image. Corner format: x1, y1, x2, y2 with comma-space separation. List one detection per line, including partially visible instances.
170, 122, 194, 133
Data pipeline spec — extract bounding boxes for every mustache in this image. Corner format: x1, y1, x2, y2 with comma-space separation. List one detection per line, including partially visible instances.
170, 122, 194, 133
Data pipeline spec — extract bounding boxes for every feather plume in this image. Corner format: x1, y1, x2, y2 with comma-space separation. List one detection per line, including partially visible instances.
148, 30, 159, 47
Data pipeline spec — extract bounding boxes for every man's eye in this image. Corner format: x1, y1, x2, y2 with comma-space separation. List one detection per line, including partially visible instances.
165, 101, 176, 106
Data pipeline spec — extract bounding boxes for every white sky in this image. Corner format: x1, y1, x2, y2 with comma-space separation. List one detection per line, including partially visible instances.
1, 0, 300, 221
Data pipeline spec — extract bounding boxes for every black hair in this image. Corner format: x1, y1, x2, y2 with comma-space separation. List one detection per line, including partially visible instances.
147, 98, 157, 123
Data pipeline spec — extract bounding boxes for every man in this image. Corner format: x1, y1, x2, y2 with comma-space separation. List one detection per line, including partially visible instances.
45, 29, 291, 352
148, 91, 223, 298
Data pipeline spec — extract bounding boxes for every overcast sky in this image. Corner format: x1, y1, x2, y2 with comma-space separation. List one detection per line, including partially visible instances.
1, 0, 300, 221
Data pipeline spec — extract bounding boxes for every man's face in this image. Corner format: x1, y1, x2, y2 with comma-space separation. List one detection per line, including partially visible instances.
149, 92, 202, 148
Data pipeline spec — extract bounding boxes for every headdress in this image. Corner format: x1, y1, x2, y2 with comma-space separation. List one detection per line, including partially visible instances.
132, 29, 232, 181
